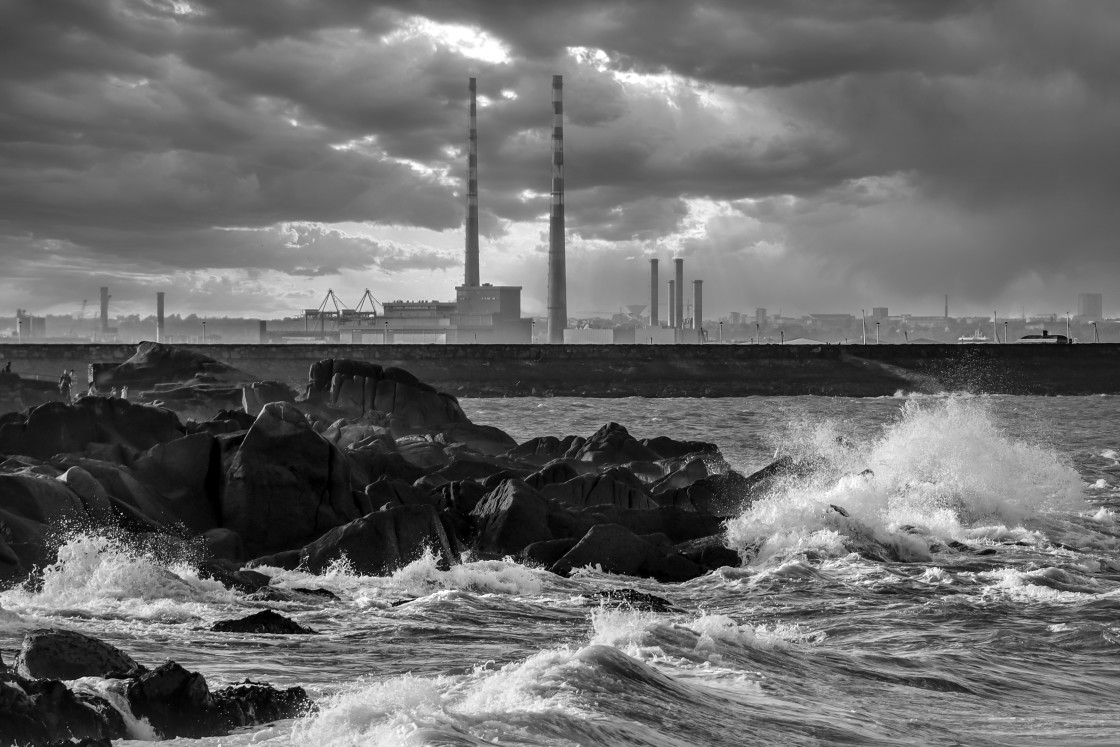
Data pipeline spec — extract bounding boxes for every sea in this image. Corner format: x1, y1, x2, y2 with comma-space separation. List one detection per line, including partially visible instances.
2, 393, 1119, 746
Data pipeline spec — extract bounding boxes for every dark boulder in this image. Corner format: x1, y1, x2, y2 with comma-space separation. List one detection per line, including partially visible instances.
363, 476, 439, 511
0, 398, 185, 461
564, 423, 661, 467
550, 523, 705, 582
94, 342, 256, 390
471, 479, 554, 557
211, 609, 316, 635
519, 538, 578, 568
677, 535, 742, 570
540, 468, 656, 510
3, 677, 126, 745
298, 503, 456, 575
523, 460, 580, 490
507, 435, 585, 466
221, 402, 364, 556
14, 628, 142, 680
125, 661, 311, 739
131, 432, 221, 532
639, 436, 721, 460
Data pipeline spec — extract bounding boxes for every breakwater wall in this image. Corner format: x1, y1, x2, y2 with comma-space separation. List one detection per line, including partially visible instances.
1, 343, 1117, 397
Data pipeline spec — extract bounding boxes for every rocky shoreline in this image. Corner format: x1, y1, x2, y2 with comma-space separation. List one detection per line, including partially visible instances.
0, 343, 857, 744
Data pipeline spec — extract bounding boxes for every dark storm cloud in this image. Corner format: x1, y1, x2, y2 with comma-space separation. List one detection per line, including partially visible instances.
3, 0, 1120, 315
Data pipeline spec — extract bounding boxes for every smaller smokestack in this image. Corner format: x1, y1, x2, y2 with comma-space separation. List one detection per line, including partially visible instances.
649, 259, 659, 327
674, 258, 684, 330
693, 280, 703, 342
100, 287, 110, 333
156, 292, 165, 343
668, 280, 676, 328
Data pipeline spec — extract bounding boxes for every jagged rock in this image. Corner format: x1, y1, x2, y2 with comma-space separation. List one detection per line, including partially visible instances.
364, 476, 439, 511
648, 457, 710, 495
50, 456, 182, 530
507, 435, 585, 466
565, 423, 661, 467
0, 471, 88, 525
297, 503, 456, 575
394, 436, 451, 470
639, 436, 721, 460
1, 677, 126, 745
523, 460, 581, 490
93, 342, 256, 390
221, 402, 364, 556
0, 397, 185, 461
676, 535, 742, 570
187, 409, 256, 435
471, 479, 554, 557
197, 560, 271, 593
519, 538, 578, 568
540, 468, 657, 510
432, 480, 489, 514
211, 609, 316, 635
550, 523, 705, 582
126, 661, 311, 739
131, 432, 221, 532
14, 628, 142, 680
550, 504, 724, 546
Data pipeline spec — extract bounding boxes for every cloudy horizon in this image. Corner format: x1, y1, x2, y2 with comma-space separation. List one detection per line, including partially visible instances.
2, 0, 1118, 321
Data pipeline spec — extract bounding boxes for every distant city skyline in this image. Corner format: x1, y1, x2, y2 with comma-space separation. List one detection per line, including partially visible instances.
2, 2, 1119, 321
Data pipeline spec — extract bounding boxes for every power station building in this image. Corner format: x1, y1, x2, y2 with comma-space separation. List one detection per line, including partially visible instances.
337, 76, 535, 344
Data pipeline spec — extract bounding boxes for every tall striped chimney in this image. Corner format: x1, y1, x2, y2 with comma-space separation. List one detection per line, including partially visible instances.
693, 280, 703, 341
668, 280, 676, 327
547, 74, 567, 344
674, 258, 684, 329
465, 78, 480, 287
649, 259, 659, 327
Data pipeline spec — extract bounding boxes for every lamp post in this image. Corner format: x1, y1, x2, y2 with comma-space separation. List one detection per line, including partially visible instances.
1004, 321, 1008, 343
780, 329, 784, 344
202, 320, 207, 343
1091, 320, 1099, 342
384, 320, 389, 345
718, 321, 723, 342
875, 322, 880, 344
861, 309, 866, 345
16, 318, 21, 343
531, 320, 535, 342
1066, 312, 1071, 339
755, 322, 759, 344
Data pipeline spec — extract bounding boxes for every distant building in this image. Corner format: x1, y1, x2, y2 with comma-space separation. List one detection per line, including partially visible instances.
1078, 293, 1103, 319
755, 308, 767, 326
728, 312, 742, 326
871, 307, 889, 320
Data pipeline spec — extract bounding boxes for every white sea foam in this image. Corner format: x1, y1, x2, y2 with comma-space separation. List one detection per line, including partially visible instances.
0, 533, 236, 621
291, 648, 586, 747
727, 395, 1088, 564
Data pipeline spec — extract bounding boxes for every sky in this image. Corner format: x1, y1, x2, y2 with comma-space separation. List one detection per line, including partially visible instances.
2, 0, 1119, 320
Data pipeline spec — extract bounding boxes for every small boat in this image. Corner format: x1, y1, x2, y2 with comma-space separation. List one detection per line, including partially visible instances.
957, 330, 989, 343
1015, 329, 1073, 344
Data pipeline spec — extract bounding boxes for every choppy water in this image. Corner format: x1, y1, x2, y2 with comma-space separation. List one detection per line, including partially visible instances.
3, 394, 1120, 746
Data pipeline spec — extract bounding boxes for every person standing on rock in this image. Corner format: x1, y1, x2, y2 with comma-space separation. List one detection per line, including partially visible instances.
58, 368, 72, 402
121, 385, 129, 401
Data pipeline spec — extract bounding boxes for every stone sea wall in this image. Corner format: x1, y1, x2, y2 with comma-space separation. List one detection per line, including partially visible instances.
1, 342, 1118, 396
